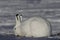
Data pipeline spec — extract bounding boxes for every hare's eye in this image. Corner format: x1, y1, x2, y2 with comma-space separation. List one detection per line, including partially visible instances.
15, 28, 16, 30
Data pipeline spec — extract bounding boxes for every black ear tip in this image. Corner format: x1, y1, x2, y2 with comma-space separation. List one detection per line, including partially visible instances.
16, 14, 19, 16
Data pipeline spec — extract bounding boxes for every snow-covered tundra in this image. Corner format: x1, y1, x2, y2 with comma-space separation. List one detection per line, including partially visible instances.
14, 14, 51, 38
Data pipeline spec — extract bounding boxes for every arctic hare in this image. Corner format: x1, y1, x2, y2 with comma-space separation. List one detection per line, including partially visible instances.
14, 14, 51, 37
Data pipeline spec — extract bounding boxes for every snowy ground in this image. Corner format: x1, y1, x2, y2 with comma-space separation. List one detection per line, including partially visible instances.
0, 34, 59, 40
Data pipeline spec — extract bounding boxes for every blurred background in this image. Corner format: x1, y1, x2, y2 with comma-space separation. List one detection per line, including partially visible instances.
0, 0, 60, 36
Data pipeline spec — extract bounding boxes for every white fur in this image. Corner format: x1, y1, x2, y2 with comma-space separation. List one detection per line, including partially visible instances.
22, 17, 51, 37
14, 14, 51, 37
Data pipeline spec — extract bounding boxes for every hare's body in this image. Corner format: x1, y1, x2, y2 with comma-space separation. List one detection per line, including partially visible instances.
22, 17, 51, 37
14, 14, 51, 37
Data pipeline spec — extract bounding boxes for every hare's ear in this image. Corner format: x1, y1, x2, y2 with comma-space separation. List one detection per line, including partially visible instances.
15, 13, 22, 22
20, 13, 22, 21
16, 14, 19, 20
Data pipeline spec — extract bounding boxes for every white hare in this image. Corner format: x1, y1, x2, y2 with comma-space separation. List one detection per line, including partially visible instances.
14, 14, 51, 37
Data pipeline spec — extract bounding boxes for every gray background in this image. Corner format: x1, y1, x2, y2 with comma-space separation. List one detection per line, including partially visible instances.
0, 0, 60, 36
